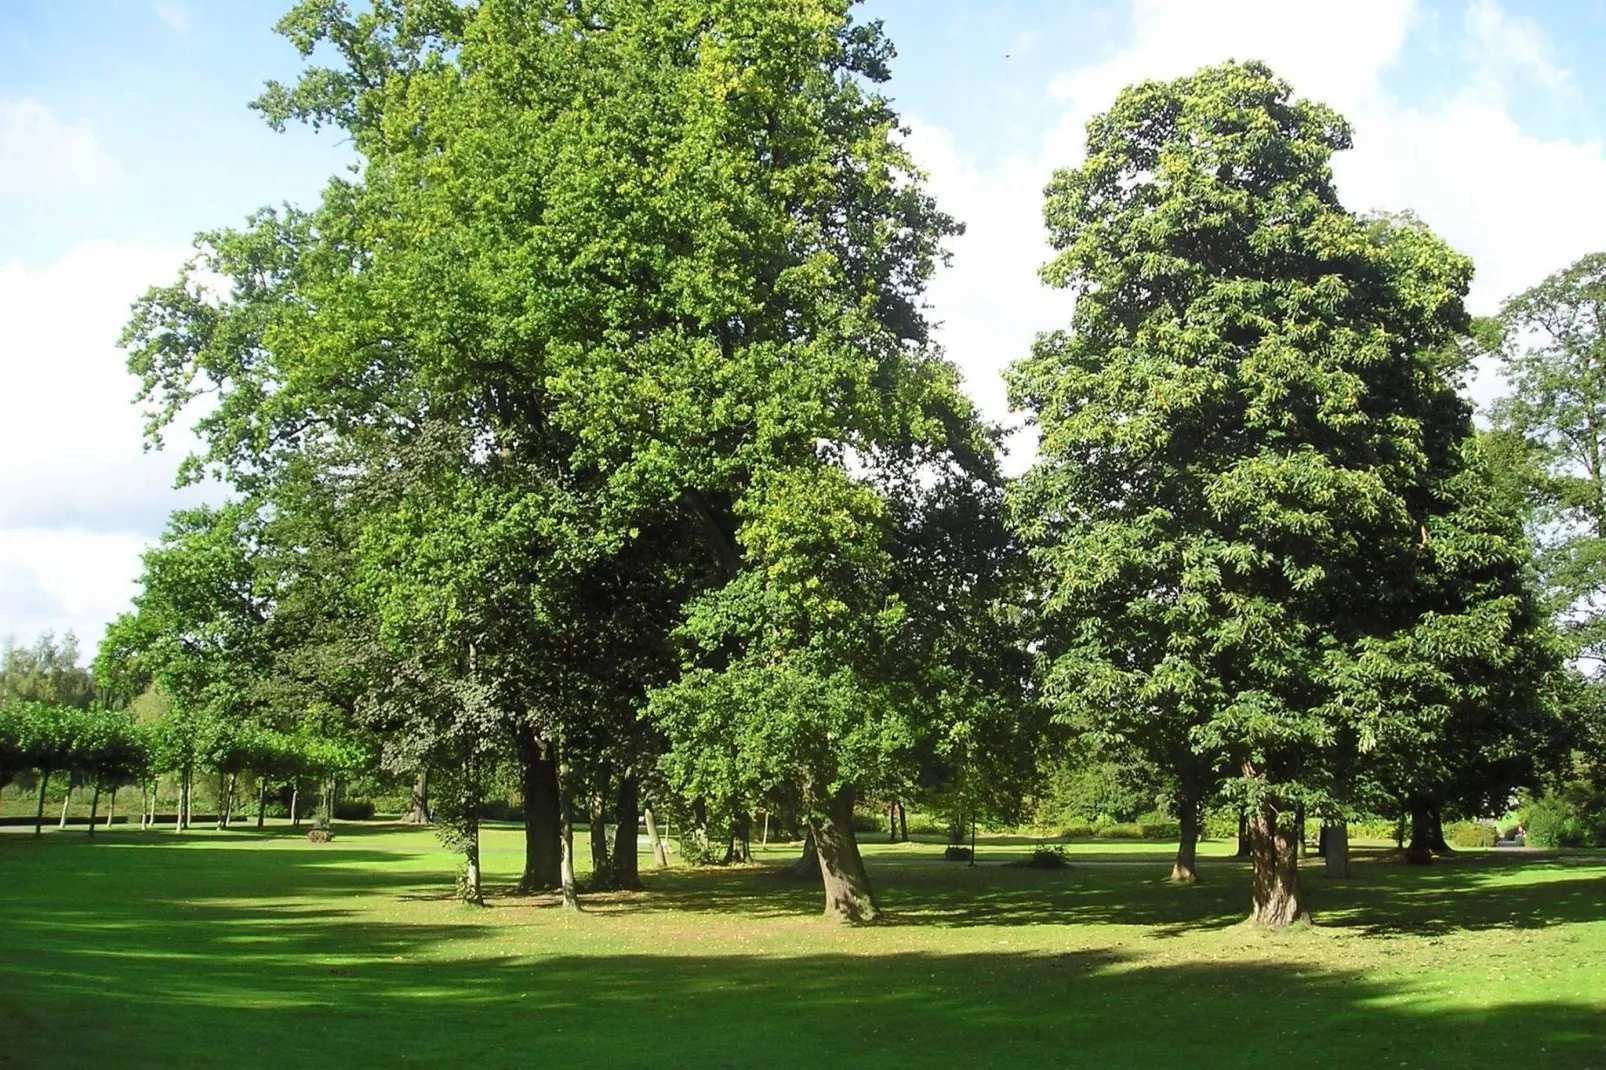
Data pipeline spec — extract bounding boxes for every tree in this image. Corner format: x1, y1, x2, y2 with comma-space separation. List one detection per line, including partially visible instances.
1489, 254, 1606, 668
2, 633, 94, 709
1008, 62, 1505, 927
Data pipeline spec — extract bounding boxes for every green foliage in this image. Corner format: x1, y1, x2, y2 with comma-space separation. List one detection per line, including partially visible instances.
1, 635, 95, 709
1447, 822, 1498, 848
1521, 796, 1592, 848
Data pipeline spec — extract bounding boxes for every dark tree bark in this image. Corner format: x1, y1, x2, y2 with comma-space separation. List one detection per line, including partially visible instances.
87, 782, 101, 836
1235, 808, 1250, 858
256, 780, 267, 830
1294, 804, 1307, 857
724, 811, 752, 864
644, 804, 669, 868
1428, 803, 1454, 856
611, 775, 641, 890
407, 769, 431, 825
1171, 793, 1200, 884
811, 785, 879, 923
33, 770, 50, 838
587, 763, 612, 889
1249, 807, 1308, 929
516, 732, 562, 892
1323, 821, 1350, 879
898, 802, 908, 843
887, 802, 899, 842
1406, 800, 1434, 865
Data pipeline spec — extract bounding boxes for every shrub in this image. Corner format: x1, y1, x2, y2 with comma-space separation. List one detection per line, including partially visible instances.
1019, 843, 1069, 869
1095, 822, 1146, 839
333, 800, 375, 822
1523, 797, 1588, 848
1447, 822, 1498, 848
943, 845, 973, 862
1058, 823, 1097, 839
307, 828, 334, 844
678, 834, 721, 866
851, 811, 882, 834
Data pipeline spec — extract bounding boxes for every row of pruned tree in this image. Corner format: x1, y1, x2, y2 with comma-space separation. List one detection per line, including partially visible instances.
83, 0, 1587, 929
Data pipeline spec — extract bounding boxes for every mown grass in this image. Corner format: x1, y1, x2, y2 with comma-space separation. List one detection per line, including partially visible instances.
2, 823, 1603, 1069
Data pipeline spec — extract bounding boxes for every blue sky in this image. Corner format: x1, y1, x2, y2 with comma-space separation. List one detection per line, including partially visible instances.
4, 0, 1606, 650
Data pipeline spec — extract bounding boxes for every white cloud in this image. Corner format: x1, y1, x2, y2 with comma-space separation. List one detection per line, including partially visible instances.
0, 98, 121, 205
0, 241, 210, 649
909, 0, 1606, 467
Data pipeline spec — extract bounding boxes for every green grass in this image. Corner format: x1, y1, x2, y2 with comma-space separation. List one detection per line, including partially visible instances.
2, 824, 1604, 1068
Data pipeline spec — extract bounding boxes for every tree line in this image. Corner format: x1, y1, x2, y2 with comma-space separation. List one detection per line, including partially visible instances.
10, 1, 1602, 930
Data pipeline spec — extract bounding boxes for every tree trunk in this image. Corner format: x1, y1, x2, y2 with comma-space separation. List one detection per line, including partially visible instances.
898, 802, 908, 843
106, 787, 117, 831
691, 796, 709, 858
517, 734, 562, 893
257, 780, 267, 830
183, 770, 192, 829
88, 782, 101, 836
725, 811, 752, 864
175, 774, 184, 832
888, 802, 899, 842
611, 775, 641, 890
588, 764, 611, 889
1428, 803, 1454, 856
558, 771, 580, 911
33, 770, 50, 838
140, 782, 149, 830
408, 768, 431, 824
761, 809, 770, 847
1249, 806, 1308, 929
1405, 801, 1433, 865
645, 805, 670, 868
1294, 804, 1307, 857
1170, 794, 1199, 884
788, 827, 822, 879
462, 810, 483, 905
1235, 807, 1250, 857
59, 788, 72, 829
1323, 821, 1350, 879
811, 785, 880, 923
290, 782, 300, 829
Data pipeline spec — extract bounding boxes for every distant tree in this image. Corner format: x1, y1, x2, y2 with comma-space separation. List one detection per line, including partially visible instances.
2, 633, 94, 709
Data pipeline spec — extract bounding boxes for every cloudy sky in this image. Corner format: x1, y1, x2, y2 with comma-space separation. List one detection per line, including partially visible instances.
4, 0, 1606, 654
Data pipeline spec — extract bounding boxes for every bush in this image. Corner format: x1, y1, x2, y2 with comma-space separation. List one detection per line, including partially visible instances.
333, 800, 375, 821
851, 810, 882, 834
1523, 797, 1589, 848
943, 845, 973, 862
1018, 843, 1069, 869
1058, 823, 1097, 839
1447, 822, 1498, 848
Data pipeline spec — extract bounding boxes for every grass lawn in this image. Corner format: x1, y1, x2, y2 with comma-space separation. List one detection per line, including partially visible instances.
2, 825, 1603, 1068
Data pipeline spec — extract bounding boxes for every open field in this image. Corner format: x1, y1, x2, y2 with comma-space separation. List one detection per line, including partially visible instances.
2, 826, 1604, 1069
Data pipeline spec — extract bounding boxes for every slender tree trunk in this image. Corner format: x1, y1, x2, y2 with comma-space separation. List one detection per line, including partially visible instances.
888, 802, 899, 842
463, 808, 483, 905
611, 775, 641, 890
183, 770, 192, 829
1235, 808, 1250, 857
59, 788, 72, 829
645, 805, 669, 868
175, 774, 184, 832
257, 780, 267, 830
407, 768, 431, 824
761, 809, 770, 847
1171, 793, 1200, 884
1405, 800, 1433, 865
811, 785, 879, 923
898, 802, 908, 843
1324, 821, 1350, 879
107, 787, 118, 831
691, 796, 709, 858
88, 782, 101, 836
33, 770, 50, 838
588, 763, 611, 889
517, 733, 562, 893
1248, 806, 1308, 929
1294, 804, 1307, 857
788, 827, 822, 879
558, 766, 580, 911
290, 782, 300, 829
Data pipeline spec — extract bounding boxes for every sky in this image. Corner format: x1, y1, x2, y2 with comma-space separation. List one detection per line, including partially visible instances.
3, 0, 1606, 654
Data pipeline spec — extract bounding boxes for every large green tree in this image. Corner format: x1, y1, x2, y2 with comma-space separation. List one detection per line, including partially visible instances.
1007, 62, 1525, 927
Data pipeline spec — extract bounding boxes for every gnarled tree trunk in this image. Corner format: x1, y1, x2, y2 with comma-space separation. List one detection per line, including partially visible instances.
517, 733, 562, 893
811, 785, 879, 923
1170, 793, 1199, 884
1249, 807, 1308, 929
1323, 821, 1350, 879
611, 775, 641, 890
